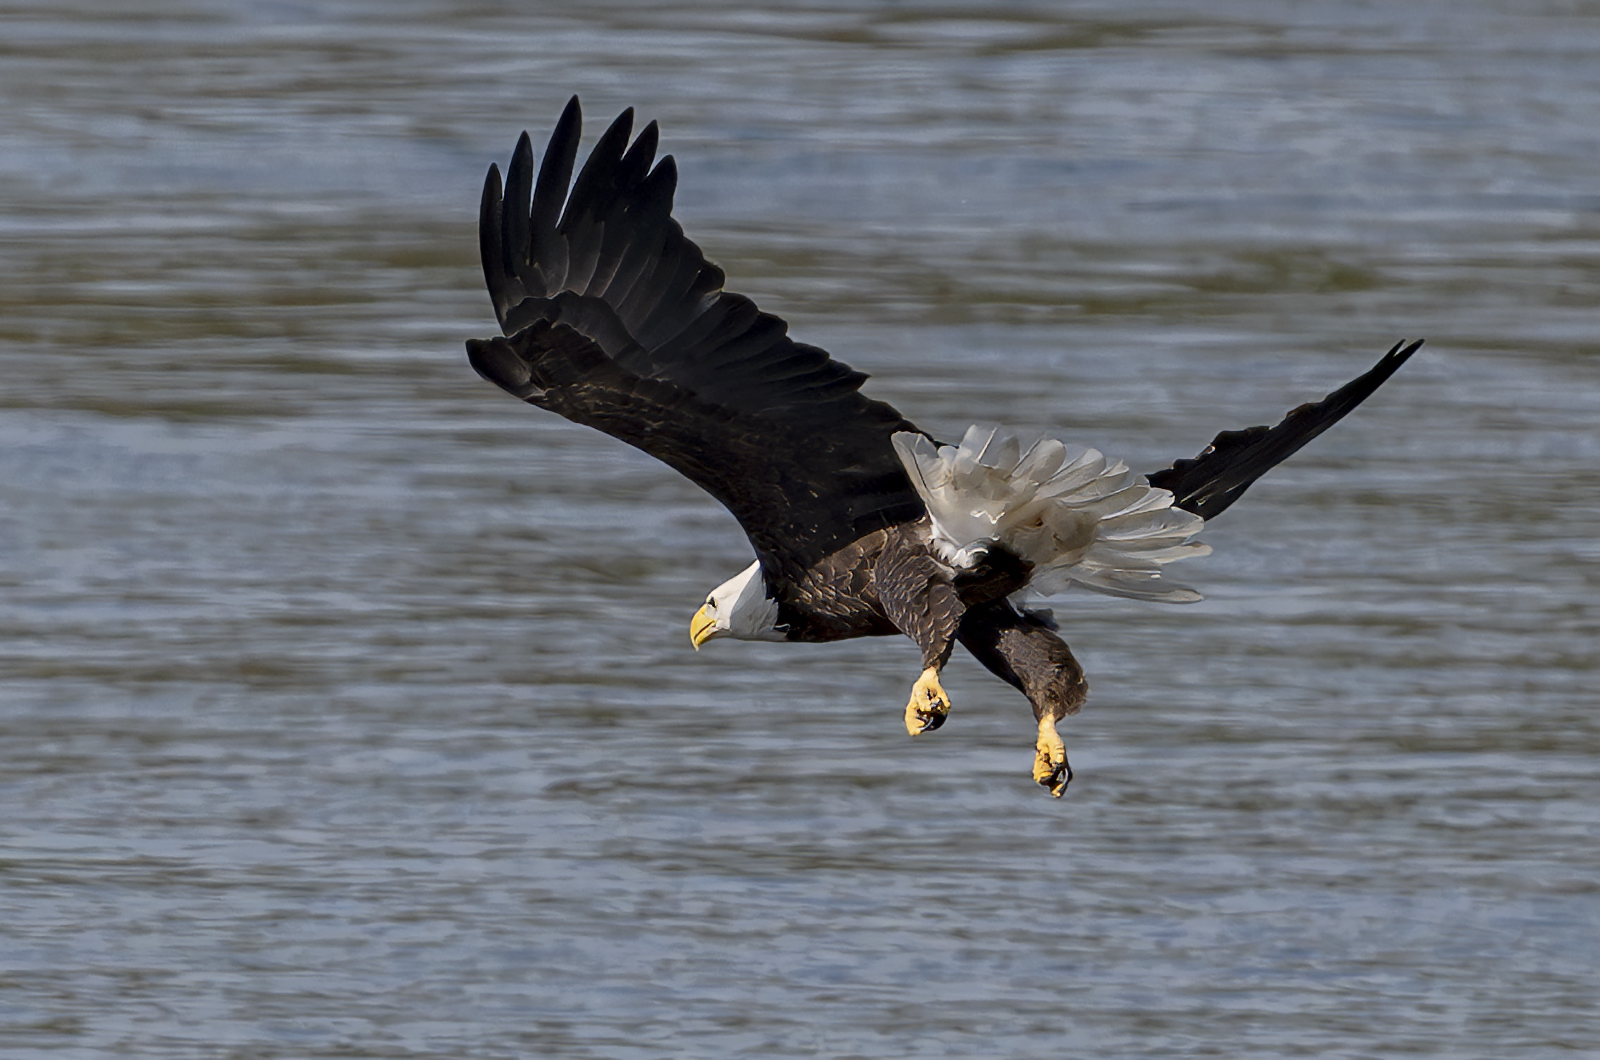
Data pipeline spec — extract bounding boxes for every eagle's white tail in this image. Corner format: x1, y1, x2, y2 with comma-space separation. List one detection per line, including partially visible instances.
892, 426, 1211, 604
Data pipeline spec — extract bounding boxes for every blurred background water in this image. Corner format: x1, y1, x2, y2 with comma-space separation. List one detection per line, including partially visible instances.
1, 1, 1597, 1057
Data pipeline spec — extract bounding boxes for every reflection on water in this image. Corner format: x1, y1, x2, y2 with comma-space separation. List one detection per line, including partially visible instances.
2, 2, 1597, 1057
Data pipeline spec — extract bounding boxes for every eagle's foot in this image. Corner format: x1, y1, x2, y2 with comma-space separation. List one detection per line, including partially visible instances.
904, 666, 952, 735
1033, 716, 1072, 797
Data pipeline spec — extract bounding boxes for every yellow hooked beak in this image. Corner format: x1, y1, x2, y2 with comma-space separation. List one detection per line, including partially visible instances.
689, 604, 718, 650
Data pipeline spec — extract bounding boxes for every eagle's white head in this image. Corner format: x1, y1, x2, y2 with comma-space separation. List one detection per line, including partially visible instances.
690, 560, 784, 647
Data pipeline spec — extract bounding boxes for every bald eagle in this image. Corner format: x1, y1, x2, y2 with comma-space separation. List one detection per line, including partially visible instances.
467, 98, 1419, 796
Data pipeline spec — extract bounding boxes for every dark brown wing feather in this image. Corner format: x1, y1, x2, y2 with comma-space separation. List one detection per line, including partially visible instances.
469, 98, 926, 582
1147, 339, 1422, 520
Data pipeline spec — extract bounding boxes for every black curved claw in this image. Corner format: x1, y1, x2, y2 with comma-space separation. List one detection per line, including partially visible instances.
1039, 758, 1073, 798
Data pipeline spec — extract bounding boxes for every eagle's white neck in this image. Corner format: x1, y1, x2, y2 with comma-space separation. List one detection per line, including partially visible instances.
707, 561, 784, 641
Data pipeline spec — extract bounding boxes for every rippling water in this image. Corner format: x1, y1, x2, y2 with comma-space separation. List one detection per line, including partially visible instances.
2, 2, 1597, 1057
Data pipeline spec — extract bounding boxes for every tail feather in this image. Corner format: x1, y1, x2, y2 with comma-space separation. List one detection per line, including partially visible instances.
1148, 339, 1422, 520
893, 427, 1209, 604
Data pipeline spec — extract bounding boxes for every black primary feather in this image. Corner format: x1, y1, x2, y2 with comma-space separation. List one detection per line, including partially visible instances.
1147, 339, 1423, 520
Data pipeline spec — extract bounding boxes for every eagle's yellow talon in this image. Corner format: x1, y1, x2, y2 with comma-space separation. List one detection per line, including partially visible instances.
1033, 717, 1072, 797
904, 666, 952, 735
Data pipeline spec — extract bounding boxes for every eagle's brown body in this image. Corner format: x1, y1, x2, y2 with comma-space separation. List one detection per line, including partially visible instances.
778, 521, 1029, 646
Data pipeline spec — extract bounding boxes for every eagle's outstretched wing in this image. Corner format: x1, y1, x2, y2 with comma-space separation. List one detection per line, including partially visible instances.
468, 97, 927, 581
1147, 339, 1423, 520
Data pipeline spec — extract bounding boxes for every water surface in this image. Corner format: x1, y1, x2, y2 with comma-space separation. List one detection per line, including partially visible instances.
2, 2, 1597, 1057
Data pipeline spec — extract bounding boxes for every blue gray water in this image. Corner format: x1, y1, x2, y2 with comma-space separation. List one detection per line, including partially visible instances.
2, 2, 1597, 1057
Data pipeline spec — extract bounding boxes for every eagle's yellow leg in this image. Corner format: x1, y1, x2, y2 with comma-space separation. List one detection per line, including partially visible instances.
904, 666, 952, 735
1033, 716, 1072, 797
